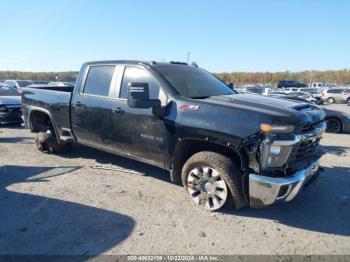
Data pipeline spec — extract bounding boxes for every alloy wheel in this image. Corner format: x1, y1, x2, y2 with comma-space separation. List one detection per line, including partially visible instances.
187, 166, 228, 211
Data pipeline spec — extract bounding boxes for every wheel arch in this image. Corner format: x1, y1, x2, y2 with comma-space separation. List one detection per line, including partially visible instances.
28, 107, 60, 142
170, 137, 247, 184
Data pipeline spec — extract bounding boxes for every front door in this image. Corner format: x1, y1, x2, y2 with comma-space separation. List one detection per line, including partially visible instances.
107, 66, 168, 167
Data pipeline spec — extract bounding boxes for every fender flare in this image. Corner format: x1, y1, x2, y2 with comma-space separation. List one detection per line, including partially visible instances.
28, 106, 60, 142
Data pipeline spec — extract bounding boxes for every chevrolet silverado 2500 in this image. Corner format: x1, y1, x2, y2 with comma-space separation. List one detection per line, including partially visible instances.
22, 61, 326, 210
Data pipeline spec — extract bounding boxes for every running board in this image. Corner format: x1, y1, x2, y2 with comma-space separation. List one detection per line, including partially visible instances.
60, 128, 75, 143
60, 136, 75, 143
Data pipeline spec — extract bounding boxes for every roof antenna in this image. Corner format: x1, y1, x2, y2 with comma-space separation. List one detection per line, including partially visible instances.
191, 62, 198, 67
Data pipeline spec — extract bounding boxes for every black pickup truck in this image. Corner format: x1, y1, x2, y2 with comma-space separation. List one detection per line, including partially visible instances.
22, 61, 326, 211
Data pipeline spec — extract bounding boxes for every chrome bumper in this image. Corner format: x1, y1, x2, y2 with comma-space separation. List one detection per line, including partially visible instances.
249, 160, 320, 207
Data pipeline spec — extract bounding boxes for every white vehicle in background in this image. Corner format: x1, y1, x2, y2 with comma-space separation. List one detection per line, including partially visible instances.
48, 81, 74, 87
310, 82, 325, 89
321, 87, 349, 104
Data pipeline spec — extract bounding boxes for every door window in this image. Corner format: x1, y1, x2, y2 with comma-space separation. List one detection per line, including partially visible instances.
120, 67, 166, 104
83, 66, 115, 96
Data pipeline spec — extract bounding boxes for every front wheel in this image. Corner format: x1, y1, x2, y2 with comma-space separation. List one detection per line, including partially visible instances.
181, 151, 247, 211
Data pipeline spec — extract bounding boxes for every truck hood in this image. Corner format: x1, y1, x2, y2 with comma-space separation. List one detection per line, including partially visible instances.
0, 96, 21, 105
195, 94, 325, 131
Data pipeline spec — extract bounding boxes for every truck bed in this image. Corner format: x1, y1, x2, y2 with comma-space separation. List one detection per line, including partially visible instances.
21, 87, 73, 136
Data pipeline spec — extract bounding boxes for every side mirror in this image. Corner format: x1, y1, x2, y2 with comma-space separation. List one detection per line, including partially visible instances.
127, 82, 161, 109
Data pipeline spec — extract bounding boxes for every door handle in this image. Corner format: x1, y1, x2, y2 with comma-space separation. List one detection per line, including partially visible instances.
75, 101, 83, 107
112, 107, 125, 114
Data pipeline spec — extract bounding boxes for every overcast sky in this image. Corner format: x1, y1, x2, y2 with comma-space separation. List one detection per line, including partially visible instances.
0, 0, 349, 72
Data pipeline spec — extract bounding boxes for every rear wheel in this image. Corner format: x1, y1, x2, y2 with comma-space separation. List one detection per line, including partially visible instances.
326, 117, 342, 133
181, 151, 247, 211
35, 125, 71, 153
327, 97, 335, 104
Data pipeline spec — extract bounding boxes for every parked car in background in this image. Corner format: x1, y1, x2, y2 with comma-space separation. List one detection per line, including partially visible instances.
0, 84, 22, 125
340, 89, 350, 105
277, 80, 307, 88
310, 82, 325, 89
245, 86, 265, 95
3, 80, 33, 89
287, 91, 323, 105
48, 81, 74, 87
322, 108, 350, 134
321, 87, 348, 104
33, 80, 50, 85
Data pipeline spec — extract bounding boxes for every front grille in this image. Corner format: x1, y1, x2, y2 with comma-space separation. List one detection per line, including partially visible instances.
290, 138, 321, 161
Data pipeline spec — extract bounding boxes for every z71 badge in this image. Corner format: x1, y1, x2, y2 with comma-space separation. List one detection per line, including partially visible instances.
180, 104, 199, 111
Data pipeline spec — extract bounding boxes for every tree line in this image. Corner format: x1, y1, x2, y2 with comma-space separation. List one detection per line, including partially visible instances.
215, 69, 350, 86
0, 71, 78, 82
1, 69, 350, 86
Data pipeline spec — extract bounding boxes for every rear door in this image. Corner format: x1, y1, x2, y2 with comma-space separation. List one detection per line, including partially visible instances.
71, 64, 124, 149
106, 66, 168, 167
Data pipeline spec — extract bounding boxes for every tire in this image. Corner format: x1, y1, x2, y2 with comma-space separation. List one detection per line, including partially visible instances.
326, 117, 342, 133
35, 129, 71, 153
181, 151, 247, 211
347, 98, 350, 106
327, 97, 335, 104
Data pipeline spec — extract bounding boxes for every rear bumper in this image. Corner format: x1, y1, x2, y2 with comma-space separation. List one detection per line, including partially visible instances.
249, 160, 320, 207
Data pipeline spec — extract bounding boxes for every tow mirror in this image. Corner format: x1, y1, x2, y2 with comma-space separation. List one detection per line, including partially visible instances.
127, 82, 161, 109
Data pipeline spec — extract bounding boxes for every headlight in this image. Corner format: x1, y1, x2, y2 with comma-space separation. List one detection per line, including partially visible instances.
260, 123, 295, 133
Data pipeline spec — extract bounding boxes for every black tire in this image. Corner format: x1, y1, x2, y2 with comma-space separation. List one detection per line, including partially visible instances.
35, 129, 71, 153
327, 97, 335, 104
326, 117, 342, 133
181, 151, 247, 210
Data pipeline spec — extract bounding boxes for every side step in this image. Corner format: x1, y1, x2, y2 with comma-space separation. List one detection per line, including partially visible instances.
60, 128, 75, 143
60, 136, 75, 143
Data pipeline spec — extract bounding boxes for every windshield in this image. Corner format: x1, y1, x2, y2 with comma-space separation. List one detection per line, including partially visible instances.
156, 66, 234, 98
0, 85, 19, 96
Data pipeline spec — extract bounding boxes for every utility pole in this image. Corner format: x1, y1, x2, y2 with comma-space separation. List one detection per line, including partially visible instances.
187, 52, 190, 64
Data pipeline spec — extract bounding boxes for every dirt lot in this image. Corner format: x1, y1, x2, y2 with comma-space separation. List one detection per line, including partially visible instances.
1, 105, 350, 255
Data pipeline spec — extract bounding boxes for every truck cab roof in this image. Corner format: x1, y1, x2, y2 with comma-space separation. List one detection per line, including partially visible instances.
83, 60, 192, 68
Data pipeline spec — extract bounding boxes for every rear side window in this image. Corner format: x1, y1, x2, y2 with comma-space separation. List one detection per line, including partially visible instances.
83, 66, 115, 96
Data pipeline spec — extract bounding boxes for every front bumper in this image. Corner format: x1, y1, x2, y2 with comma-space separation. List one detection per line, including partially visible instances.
249, 160, 320, 207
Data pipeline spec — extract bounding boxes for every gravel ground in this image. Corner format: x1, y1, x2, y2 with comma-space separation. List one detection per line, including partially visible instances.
0, 104, 350, 255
